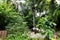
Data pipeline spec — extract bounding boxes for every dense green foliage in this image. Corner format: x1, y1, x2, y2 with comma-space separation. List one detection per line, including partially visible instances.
36, 16, 55, 38
0, 2, 28, 34
24, 0, 56, 39
0, 0, 60, 40
7, 33, 29, 40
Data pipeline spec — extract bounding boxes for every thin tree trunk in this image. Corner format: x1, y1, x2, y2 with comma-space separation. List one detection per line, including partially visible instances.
32, 2, 35, 27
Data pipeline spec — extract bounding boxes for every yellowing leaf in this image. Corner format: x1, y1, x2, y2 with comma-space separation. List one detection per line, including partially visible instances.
46, 0, 51, 3
51, 38, 56, 40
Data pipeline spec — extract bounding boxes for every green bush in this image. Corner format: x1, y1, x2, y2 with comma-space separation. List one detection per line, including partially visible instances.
0, 2, 14, 27
7, 33, 29, 40
6, 12, 28, 34
0, 2, 28, 34
36, 16, 56, 38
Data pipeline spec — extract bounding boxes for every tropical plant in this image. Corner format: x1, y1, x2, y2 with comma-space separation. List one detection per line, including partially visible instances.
0, 2, 28, 34
36, 15, 56, 38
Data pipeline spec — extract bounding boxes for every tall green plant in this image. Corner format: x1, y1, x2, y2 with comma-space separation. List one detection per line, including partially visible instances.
36, 15, 56, 38
0, 2, 28, 34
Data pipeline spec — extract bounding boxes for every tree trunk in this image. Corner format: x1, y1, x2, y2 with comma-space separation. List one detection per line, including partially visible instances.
32, 3, 35, 27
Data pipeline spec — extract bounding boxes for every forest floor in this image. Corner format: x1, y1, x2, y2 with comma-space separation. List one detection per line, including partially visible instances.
27, 31, 60, 40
